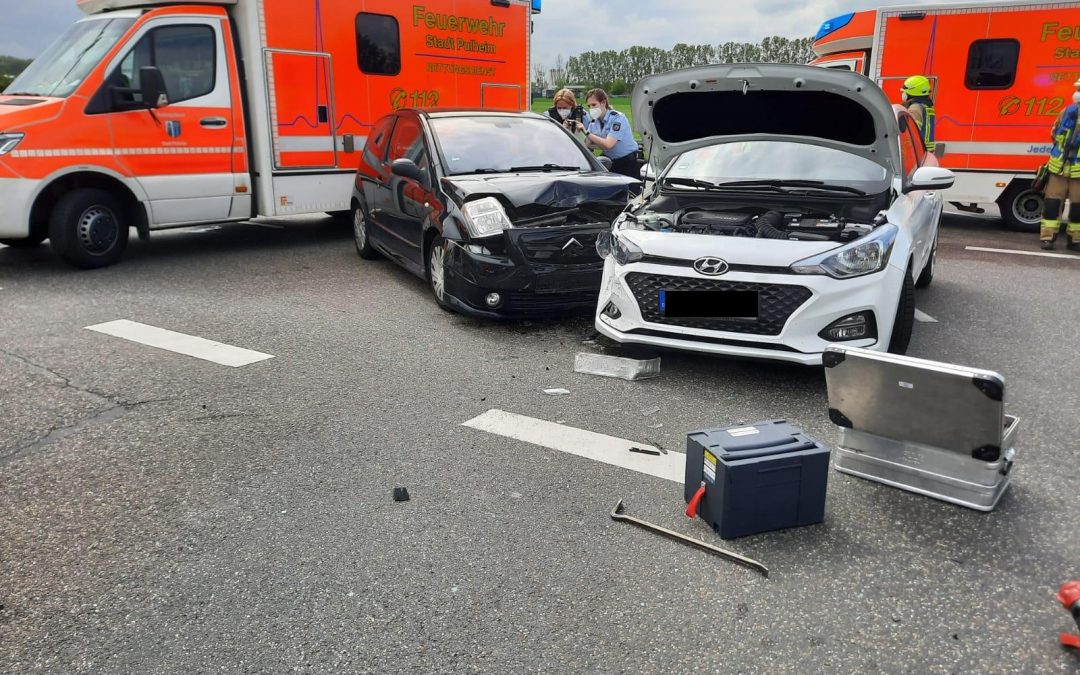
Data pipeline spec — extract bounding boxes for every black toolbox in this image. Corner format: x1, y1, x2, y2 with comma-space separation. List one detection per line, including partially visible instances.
685, 421, 830, 539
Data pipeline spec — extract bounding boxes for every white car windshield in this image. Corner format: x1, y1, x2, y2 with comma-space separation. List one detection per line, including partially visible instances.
432, 116, 593, 176
666, 140, 888, 190
5, 18, 135, 99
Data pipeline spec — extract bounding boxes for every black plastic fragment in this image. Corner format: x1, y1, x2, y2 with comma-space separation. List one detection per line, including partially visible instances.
828, 408, 854, 428
822, 350, 846, 369
629, 446, 662, 456
393, 487, 411, 502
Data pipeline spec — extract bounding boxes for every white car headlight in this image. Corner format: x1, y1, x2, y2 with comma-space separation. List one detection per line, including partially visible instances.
791, 224, 898, 279
0, 133, 24, 156
461, 197, 513, 239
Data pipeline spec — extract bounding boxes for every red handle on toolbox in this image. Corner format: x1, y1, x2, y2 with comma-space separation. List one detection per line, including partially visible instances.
686, 484, 706, 519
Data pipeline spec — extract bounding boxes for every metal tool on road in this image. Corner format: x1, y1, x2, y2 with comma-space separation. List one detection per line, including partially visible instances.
1058, 581, 1080, 649
609, 500, 769, 578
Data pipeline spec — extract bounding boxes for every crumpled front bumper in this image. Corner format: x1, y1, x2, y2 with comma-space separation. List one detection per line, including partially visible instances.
442, 224, 610, 318
594, 258, 904, 365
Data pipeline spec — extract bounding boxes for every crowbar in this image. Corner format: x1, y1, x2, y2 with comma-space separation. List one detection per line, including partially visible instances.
609, 499, 769, 578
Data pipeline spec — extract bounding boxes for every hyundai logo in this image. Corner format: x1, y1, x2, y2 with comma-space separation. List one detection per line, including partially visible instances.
562, 237, 584, 250
693, 256, 729, 276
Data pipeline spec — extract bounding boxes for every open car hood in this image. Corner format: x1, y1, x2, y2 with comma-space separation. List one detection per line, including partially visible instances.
632, 64, 900, 178
441, 171, 636, 210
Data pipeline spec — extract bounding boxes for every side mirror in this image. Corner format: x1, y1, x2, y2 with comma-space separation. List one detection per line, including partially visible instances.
139, 66, 168, 109
391, 158, 423, 182
905, 166, 955, 193
597, 156, 613, 171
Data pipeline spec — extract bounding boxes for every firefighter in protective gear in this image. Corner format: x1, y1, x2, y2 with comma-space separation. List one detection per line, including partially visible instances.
901, 75, 936, 153
1040, 83, 1080, 251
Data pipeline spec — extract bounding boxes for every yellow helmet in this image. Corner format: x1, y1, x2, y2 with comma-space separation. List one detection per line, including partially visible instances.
902, 75, 932, 98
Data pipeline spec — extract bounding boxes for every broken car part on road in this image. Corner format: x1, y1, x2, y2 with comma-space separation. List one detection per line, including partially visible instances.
573, 352, 661, 381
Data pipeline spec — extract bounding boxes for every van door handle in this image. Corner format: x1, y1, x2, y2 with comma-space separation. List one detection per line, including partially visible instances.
200, 117, 228, 128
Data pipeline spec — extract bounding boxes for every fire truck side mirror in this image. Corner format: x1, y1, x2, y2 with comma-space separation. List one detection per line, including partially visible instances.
138, 67, 169, 109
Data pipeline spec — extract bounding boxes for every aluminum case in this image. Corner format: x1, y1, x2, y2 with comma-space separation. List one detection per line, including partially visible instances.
823, 345, 1018, 511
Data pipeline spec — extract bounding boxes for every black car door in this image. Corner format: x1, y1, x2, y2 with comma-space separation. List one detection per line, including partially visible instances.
358, 115, 396, 253
381, 116, 434, 269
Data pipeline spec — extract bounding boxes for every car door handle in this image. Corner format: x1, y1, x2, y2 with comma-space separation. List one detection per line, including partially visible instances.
200, 117, 228, 128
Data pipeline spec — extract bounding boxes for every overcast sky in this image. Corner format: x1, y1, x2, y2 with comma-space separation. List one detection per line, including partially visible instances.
2, 0, 945, 64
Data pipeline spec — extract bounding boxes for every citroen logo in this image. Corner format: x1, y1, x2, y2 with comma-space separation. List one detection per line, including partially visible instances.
693, 256, 729, 276
562, 237, 584, 251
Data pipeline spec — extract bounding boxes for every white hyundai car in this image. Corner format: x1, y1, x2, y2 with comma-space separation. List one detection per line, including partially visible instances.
594, 64, 954, 365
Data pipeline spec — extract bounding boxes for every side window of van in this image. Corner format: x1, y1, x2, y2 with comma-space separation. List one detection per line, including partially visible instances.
356, 13, 401, 76
965, 39, 1020, 90
118, 25, 216, 103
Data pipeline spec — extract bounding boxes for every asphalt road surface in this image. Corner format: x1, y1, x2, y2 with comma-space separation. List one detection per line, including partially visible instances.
2, 211, 1078, 673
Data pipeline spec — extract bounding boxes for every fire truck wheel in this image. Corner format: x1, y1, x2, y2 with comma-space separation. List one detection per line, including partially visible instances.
0, 233, 47, 248
48, 189, 130, 269
887, 268, 916, 355
997, 183, 1043, 233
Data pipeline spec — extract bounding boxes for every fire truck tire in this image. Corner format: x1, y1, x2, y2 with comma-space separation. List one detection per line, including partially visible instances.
887, 268, 916, 355
48, 189, 130, 269
997, 183, 1043, 233
0, 233, 47, 248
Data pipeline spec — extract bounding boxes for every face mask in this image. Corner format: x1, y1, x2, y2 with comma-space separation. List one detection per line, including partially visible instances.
557, 108, 571, 119
1073, 91, 1080, 105
902, 92, 910, 103
588, 106, 602, 121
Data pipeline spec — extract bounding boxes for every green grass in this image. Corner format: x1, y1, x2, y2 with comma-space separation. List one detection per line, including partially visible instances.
530, 95, 639, 141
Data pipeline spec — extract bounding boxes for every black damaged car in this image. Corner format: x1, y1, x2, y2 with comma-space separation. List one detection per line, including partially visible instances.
351, 109, 640, 317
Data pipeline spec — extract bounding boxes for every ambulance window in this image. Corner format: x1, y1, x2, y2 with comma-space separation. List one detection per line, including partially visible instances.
119, 25, 216, 103
965, 39, 1020, 90
356, 13, 401, 76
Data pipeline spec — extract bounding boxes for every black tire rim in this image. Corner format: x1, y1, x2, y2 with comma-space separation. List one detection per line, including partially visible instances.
1011, 190, 1043, 225
77, 205, 119, 256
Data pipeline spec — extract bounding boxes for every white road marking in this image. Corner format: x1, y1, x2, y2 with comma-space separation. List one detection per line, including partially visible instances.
965, 246, 1080, 261
85, 320, 275, 368
914, 310, 938, 323
463, 409, 684, 483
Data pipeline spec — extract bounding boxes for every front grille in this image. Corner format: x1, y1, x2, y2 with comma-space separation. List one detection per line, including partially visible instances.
532, 267, 603, 294
625, 272, 812, 336
506, 290, 598, 314
511, 229, 602, 265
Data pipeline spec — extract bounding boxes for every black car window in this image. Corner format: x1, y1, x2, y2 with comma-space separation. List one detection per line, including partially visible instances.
430, 116, 593, 175
365, 115, 396, 164
388, 117, 430, 184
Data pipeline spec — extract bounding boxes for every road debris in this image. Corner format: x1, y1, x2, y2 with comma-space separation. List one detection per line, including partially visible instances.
629, 446, 662, 456
393, 487, 411, 502
543, 388, 571, 396
574, 353, 660, 381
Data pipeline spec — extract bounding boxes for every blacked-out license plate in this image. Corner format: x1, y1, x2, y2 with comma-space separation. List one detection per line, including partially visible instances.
659, 290, 759, 319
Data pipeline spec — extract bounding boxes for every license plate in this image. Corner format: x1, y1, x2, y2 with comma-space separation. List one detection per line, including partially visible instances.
659, 290, 758, 319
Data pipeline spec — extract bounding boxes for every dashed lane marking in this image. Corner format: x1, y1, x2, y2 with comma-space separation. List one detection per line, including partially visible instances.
914, 310, 938, 323
463, 409, 684, 483
85, 320, 275, 368
965, 246, 1080, 261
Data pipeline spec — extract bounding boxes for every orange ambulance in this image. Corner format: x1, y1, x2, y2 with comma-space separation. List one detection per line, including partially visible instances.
811, 2, 1080, 231
0, 0, 540, 267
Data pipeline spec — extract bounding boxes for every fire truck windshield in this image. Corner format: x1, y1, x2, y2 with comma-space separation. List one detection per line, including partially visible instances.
4, 17, 135, 99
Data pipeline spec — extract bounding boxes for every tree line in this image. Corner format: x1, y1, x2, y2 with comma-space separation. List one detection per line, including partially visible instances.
537, 36, 816, 95
0, 56, 32, 91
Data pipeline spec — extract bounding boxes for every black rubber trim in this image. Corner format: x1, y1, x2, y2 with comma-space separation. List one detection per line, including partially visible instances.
972, 445, 1002, 462
822, 350, 846, 368
624, 328, 802, 352
640, 254, 797, 275
972, 375, 1004, 402
829, 408, 853, 428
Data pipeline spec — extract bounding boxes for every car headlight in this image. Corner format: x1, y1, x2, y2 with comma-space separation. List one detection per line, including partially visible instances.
791, 224, 898, 279
0, 133, 24, 156
461, 197, 513, 239
611, 233, 643, 265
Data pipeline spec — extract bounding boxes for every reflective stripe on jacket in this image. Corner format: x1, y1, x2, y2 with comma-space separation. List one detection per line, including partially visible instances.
1048, 104, 1080, 179
908, 99, 936, 152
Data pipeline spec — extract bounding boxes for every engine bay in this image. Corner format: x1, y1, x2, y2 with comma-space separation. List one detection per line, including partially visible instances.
622, 207, 876, 243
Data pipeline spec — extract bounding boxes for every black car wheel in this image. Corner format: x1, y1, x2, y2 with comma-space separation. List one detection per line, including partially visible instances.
48, 188, 130, 269
888, 268, 916, 355
352, 204, 380, 260
915, 232, 937, 289
427, 235, 452, 312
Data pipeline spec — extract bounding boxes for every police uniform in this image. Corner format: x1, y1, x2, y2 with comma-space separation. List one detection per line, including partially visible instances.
586, 109, 640, 179
1040, 102, 1080, 251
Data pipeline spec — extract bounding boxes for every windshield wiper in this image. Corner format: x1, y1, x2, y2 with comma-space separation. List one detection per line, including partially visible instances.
508, 164, 582, 172
3, 92, 42, 97
716, 179, 867, 196
459, 168, 506, 175
662, 176, 726, 190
